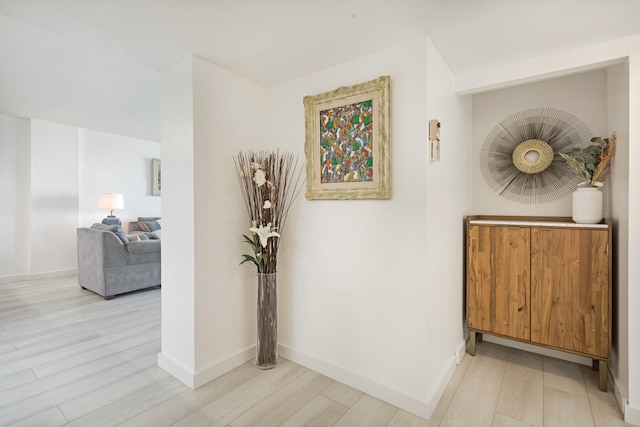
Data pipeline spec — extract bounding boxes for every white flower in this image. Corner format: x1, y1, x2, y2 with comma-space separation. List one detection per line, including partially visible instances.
249, 222, 280, 248
253, 169, 266, 187
263, 200, 273, 209
251, 162, 263, 170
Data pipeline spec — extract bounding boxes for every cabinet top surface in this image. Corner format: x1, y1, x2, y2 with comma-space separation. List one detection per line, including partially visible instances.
468, 219, 608, 229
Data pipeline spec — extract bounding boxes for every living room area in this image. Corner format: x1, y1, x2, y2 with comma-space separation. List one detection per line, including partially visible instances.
0, 116, 161, 284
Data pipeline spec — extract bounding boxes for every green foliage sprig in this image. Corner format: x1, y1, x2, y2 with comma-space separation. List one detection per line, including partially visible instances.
240, 233, 267, 270
559, 132, 617, 187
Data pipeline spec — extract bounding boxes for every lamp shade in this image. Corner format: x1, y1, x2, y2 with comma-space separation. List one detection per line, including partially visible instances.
98, 193, 124, 210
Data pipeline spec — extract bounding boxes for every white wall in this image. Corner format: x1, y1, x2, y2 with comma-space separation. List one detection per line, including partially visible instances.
159, 55, 265, 387
424, 38, 473, 408
192, 56, 267, 378
158, 36, 471, 418
627, 51, 640, 425
472, 70, 608, 216
30, 119, 79, 275
0, 114, 30, 277
261, 36, 469, 418
608, 62, 630, 405
158, 56, 196, 386
78, 129, 161, 228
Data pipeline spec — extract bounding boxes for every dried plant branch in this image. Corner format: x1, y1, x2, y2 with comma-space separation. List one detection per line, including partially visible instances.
591, 132, 616, 184
559, 131, 617, 187
234, 150, 304, 273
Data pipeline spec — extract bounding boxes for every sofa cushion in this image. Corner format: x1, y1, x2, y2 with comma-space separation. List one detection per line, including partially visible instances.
127, 240, 161, 254
91, 223, 129, 244
138, 219, 161, 232
126, 240, 161, 264
128, 233, 149, 241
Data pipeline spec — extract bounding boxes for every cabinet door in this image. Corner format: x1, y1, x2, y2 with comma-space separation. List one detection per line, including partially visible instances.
530, 228, 609, 358
467, 225, 531, 340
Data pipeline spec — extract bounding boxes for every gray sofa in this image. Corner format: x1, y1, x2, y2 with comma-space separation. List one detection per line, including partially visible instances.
77, 223, 161, 299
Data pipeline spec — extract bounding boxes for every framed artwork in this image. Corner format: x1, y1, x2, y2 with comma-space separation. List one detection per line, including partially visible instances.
152, 158, 161, 196
303, 75, 390, 200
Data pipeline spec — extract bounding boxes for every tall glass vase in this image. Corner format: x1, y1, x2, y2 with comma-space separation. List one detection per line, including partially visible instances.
256, 272, 278, 369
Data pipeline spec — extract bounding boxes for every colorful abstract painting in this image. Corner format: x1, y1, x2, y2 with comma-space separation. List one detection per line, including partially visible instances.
303, 75, 390, 200
319, 100, 373, 183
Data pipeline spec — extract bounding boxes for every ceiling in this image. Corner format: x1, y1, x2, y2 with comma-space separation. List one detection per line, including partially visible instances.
1, 0, 640, 140
3, 0, 640, 86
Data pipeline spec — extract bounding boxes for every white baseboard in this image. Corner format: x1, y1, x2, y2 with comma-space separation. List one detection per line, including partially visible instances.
455, 338, 467, 364
611, 370, 628, 415
0, 269, 77, 284
0, 274, 29, 284
423, 339, 466, 417
279, 343, 464, 420
158, 342, 466, 420
158, 346, 255, 389
157, 352, 196, 388
193, 346, 255, 388
625, 402, 640, 425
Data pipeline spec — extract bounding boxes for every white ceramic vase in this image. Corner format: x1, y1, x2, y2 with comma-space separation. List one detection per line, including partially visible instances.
572, 187, 603, 224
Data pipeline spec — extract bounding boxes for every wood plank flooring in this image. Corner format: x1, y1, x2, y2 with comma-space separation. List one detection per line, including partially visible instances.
0, 276, 632, 426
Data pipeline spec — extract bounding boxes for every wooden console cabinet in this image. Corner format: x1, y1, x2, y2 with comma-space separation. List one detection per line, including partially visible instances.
465, 215, 612, 391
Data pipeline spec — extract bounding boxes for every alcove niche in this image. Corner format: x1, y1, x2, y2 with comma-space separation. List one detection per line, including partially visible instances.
468, 62, 630, 408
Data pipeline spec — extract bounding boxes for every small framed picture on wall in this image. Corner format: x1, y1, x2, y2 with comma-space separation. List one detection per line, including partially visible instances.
152, 158, 161, 196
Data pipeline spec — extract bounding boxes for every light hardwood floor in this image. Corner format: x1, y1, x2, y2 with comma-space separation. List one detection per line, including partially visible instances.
0, 275, 632, 426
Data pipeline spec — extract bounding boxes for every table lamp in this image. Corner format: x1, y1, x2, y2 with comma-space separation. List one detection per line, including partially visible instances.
98, 193, 124, 226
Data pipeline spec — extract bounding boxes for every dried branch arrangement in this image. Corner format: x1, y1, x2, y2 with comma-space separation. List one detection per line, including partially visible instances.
559, 132, 617, 187
233, 150, 304, 273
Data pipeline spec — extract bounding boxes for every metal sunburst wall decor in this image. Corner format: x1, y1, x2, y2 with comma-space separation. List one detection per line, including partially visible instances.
480, 107, 592, 204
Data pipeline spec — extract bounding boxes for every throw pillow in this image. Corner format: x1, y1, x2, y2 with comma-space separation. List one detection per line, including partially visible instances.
128, 234, 149, 241
138, 220, 151, 232
143, 220, 161, 232
91, 223, 129, 244
111, 226, 129, 244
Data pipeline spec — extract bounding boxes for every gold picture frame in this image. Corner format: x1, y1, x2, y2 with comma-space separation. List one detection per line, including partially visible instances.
152, 158, 161, 196
303, 75, 390, 200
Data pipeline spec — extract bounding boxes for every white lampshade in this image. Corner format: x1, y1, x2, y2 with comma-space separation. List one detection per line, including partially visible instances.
98, 193, 124, 211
